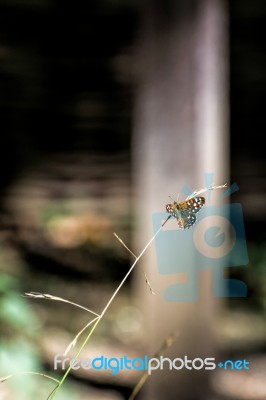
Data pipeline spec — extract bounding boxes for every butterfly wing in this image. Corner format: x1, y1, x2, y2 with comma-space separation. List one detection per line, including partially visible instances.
165, 203, 179, 218
176, 210, 196, 229
178, 196, 205, 213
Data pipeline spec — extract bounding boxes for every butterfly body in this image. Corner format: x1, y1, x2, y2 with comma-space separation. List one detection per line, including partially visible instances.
166, 196, 205, 229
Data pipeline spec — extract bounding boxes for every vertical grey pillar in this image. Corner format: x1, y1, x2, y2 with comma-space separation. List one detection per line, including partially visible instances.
132, 0, 228, 398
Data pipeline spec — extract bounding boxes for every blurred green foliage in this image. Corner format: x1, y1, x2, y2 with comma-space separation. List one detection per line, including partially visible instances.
230, 242, 266, 312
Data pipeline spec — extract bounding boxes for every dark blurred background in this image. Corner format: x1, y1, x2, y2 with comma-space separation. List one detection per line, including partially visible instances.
0, 0, 265, 399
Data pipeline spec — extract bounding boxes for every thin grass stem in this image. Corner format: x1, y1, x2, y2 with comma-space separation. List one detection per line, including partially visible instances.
47, 224, 164, 399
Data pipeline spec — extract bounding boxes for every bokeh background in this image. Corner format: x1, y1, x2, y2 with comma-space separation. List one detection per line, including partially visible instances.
0, 0, 265, 399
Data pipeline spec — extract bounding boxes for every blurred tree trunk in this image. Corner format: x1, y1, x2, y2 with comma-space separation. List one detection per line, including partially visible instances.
132, 0, 228, 399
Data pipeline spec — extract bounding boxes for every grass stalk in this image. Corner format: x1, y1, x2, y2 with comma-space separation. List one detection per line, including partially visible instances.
47, 224, 164, 399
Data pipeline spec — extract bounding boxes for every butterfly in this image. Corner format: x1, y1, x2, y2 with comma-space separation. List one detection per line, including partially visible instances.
165, 196, 205, 229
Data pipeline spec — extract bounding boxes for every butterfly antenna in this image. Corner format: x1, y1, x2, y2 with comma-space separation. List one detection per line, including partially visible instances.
168, 196, 175, 202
